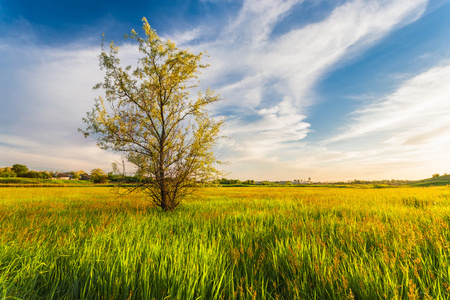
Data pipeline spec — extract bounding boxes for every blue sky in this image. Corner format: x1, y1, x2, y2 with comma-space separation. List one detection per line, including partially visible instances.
1, 0, 450, 181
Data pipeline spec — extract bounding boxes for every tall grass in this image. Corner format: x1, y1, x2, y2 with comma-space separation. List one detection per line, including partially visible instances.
0, 186, 449, 299
0, 177, 96, 186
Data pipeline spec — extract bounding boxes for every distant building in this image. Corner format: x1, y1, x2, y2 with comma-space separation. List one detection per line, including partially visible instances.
80, 174, 91, 180
54, 173, 72, 180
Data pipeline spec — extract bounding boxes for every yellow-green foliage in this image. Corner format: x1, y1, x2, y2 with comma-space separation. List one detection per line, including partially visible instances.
81, 18, 224, 211
0, 186, 449, 299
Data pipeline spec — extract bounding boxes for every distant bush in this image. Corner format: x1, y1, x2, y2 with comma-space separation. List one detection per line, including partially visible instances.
17, 171, 51, 179
242, 180, 255, 185
93, 177, 108, 184
41, 172, 51, 179
91, 169, 108, 184
0, 171, 16, 178
432, 173, 440, 178
219, 178, 241, 185
107, 172, 125, 182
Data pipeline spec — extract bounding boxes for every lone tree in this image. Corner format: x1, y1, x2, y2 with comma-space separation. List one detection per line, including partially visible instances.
12, 164, 28, 175
81, 18, 224, 211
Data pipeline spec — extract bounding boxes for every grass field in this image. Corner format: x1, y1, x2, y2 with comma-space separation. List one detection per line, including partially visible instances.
0, 178, 100, 186
0, 186, 449, 299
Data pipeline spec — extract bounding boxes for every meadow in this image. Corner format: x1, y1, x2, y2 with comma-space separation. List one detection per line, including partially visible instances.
0, 186, 449, 299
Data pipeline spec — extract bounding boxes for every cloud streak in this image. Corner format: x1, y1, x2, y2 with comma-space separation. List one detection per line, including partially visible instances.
327, 62, 450, 146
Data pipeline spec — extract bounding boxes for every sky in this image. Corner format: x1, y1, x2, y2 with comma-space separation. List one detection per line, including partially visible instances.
1, 0, 450, 181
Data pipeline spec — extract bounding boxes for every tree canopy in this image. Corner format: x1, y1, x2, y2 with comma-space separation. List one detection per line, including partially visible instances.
90, 168, 108, 184
81, 18, 224, 211
12, 164, 28, 174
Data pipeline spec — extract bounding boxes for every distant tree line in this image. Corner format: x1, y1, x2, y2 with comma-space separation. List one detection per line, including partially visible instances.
0, 164, 90, 180
1, 165, 445, 185
0, 164, 164, 184
349, 179, 416, 186
0, 164, 52, 179
214, 178, 256, 185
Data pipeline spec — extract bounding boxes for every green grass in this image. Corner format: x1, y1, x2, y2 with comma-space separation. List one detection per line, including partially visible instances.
1, 186, 450, 299
0, 178, 105, 187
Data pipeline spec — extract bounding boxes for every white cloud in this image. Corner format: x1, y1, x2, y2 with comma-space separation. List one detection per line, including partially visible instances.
224, 0, 303, 44
327, 62, 450, 145
254, 0, 428, 108
220, 98, 310, 160
317, 61, 450, 180
164, 28, 202, 46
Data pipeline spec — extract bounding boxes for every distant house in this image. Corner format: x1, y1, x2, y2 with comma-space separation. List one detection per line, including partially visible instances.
80, 174, 91, 180
55, 173, 72, 180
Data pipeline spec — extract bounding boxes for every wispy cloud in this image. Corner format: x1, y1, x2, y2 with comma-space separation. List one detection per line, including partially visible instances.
224, 0, 302, 44
294, 59, 450, 180
327, 62, 450, 146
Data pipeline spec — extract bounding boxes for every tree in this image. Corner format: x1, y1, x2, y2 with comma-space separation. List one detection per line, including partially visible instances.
0, 171, 16, 178
81, 18, 224, 211
12, 164, 28, 175
90, 169, 108, 184
41, 171, 51, 179
70, 170, 87, 180
70, 172, 81, 180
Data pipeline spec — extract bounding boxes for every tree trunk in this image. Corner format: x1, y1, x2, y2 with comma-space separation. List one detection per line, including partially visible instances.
160, 187, 168, 211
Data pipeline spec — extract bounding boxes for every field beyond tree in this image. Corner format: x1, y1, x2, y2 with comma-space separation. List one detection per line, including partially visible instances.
1, 186, 449, 299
